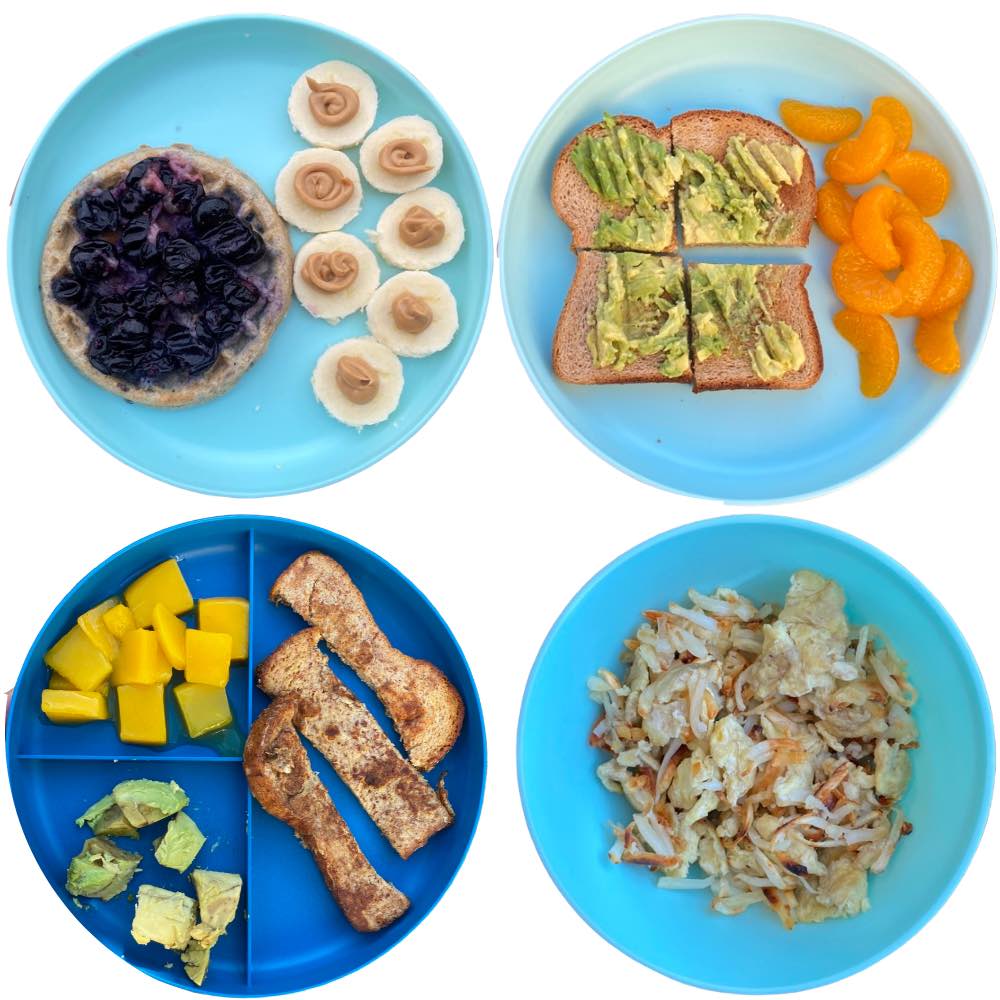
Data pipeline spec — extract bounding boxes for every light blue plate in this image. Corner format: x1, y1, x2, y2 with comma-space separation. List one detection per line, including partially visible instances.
9, 16, 491, 497
500, 17, 996, 502
518, 515, 994, 992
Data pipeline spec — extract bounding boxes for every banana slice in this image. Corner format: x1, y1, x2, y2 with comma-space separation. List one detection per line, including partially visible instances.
294, 232, 380, 324
372, 188, 464, 270
359, 116, 443, 194
367, 272, 458, 357
312, 337, 404, 428
275, 149, 362, 233
288, 61, 378, 149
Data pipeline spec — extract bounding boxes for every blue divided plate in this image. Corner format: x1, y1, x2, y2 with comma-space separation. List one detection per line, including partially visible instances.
500, 16, 996, 502
9, 16, 491, 497
6, 515, 486, 996
518, 515, 994, 992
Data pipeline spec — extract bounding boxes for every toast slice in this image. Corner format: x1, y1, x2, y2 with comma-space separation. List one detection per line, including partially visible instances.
689, 263, 822, 392
243, 697, 410, 932
271, 551, 464, 772
256, 629, 453, 860
671, 109, 816, 247
553, 251, 691, 385
552, 115, 678, 253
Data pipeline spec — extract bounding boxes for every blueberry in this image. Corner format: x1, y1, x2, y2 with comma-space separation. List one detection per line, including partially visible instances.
51, 275, 90, 307
125, 284, 167, 318
223, 279, 259, 313
203, 302, 242, 341
70, 240, 118, 282
90, 296, 127, 328
118, 184, 159, 218
111, 316, 151, 346
75, 190, 119, 235
125, 157, 166, 188
165, 180, 204, 215
120, 215, 152, 259
165, 323, 219, 375
201, 262, 235, 295
193, 197, 234, 234
162, 238, 201, 275
161, 276, 201, 308
88, 334, 134, 377
132, 342, 177, 383
200, 218, 263, 264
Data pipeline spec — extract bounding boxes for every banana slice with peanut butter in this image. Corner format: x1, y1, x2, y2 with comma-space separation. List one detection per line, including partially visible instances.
275, 149, 363, 232
367, 272, 458, 357
360, 116, 443, 194
288, 61, 379, 149
372, 188, 465, 271
312, 337, 403, 428
294, 232, 380, 324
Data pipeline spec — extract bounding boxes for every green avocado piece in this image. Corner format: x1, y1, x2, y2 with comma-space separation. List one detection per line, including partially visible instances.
690, 264, 771, 358
88, 801, 140, 839
66, 837, 141, 901
182, 942, 211, 987
751, 321, 806, 381
112, 780, 189, 828
153, 812, 206, 873
189, 869, 244, 948
131, 884, 197, 951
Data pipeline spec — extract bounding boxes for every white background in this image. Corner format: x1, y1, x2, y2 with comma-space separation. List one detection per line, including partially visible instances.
1, 1, 996, 997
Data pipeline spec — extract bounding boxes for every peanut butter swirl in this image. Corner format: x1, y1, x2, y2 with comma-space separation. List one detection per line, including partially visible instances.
336, 355, 379, 404
392, 292, 433, 334
378, 139, 433, 176
303, 251, 358, 293
398, 206, 445, 249
306, 76, 360, 127
294, 162, 354, 210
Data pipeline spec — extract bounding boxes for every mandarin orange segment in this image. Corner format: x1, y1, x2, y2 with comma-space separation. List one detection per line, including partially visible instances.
831, 242, 904, 314
871, 96, 912, 154
890, 214, 946, 316
916, 240, 974, 317
915, 306, 962, 375
816, 180, 856, 243
885, 150, 951, 215
779, 99, 862, 143
833, 309, 900, 397
851, 185, 920, 270
825, 114, 897, 184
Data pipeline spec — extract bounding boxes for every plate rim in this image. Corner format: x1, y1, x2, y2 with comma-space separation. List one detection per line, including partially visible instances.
498, 13, 998, 503
8, 13, 494, 499
5, 513, 488, 997
516, 512, 996, 993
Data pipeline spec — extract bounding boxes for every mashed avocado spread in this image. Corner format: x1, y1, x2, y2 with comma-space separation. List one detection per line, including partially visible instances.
590, 253, 689, 377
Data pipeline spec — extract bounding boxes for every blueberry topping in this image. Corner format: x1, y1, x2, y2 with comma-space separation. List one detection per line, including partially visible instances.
165, 180, 204, 215
203, 303, 243, 341
223, 279, 259, 313
125, 157, 167, 188
161, 276, 201, 308
201, 218, 264, 264
70, 240, 119, 282
75, 190, 119, 235
90, 296, 128, 328
88, 334, 134, 376
133, 342, 177, 382
162, 237, 201, 275
193, 197, 234, 234
51, 275, 90, 306
201, 262, 236, 295
118, 184, 159, 218
125, 284, 167, 319
166, 323, 219, 375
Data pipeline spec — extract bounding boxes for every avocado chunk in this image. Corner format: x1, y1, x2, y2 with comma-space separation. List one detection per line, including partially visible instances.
182, 941, 211, 987
689, 264, 771, 360
189, 869, 243, 948
131, 884, 197, 951
66, 836, 141, 901
75, 794, 140, 839
112, 779, 189, 828
751, 322, 806, 381
153, 812, 206, 873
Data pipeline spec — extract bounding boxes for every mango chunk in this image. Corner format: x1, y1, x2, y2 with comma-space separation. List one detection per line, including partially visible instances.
48, 672, 109, 697
42, 688, 109, 724
117, 684, 167, 746
44, 625, 113, 691
153, 603, 188, 670
197, 598, 249, 660
125, 559, 194, 628
113, 630, 172, 687
102, 603, 137, 639
77, 598, 121, 661
174, 683, 232, 738
184, 630, 231, 688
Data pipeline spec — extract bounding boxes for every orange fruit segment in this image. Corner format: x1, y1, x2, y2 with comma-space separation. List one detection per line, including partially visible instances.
831, 242, 904, 314
916, 240, 974, 317
871, 96, 912, 154
891, 214, 946, 316
825, 114, 897, 184
914, 306, 962, 375
779, 99, 862, 143
833, 309, 900, 397
816, 180, 856, 244
851, 185, 920, 270
885, 151, 951, 215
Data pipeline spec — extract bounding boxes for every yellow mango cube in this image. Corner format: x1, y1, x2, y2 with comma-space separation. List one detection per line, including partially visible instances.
41, 688, 109, 724
78, 598, 121, 661
102, 602, 137, 640
174, 682, 232, 738
44, 625, 113, 691
125, 559, 194, 628
184, 630, 231, 687
116, 684, 167, 745
152, 603, 188, 670
197, 598, 249, 660
113, 629, 172, 686
48, 672, 109, 697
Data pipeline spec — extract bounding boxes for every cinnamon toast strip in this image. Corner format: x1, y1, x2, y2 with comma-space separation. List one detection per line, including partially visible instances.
243, 697, 409, 932
270, 551, 464, 771
256, 628, 453, 859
